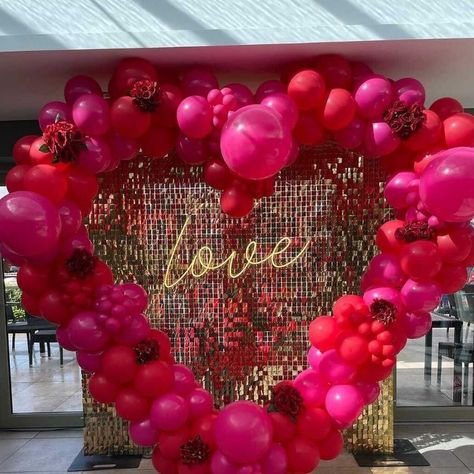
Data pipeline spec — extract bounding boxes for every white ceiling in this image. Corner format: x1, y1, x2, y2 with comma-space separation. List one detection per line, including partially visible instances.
1, 37, 474, 120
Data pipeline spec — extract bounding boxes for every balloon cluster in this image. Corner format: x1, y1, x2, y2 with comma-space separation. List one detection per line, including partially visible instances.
1, 54, 474, 474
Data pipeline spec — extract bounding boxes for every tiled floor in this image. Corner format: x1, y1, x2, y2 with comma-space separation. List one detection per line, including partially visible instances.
1, 424, 474, 473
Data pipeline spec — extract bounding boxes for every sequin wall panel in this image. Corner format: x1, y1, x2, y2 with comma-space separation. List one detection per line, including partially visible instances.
84, 143, 392, 455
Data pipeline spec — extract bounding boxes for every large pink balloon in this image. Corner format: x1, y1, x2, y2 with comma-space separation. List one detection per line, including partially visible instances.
400, 279, 441, 312
68, 311, 110, 352
384, 171, 418, 209
362, 253, 405, 290
215, 401, 273, 464
325, 384, 364, 429
293, 368, 329, 407
354, 77, 394, 119
220, 105, 292, 180
419, 148, 474, 222
0, 191, 61, 257
129, 419, 159, 447
318, 349, 357, 384
150, 393, 190, 431
72, 94, 111, 136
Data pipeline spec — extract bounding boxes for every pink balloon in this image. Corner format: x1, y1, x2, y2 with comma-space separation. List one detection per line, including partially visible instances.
362, 253, 405, 290
404, 311, 433, 338
325, 384, 364, 429
72, 94, 111, 136
182, 69, 219, 97
129, 418, 159, 447
419, 148, 474, 222
114, 313, 150, 345
354, 77, 394, 119
333, 117, 366, 149
363, 286, 403, 315
384, 172, 418, 209
211, 452, 239, 474
68, 311, 110, 352
221, 105, 291, 180
364, 121, 400, 157
356, 381, 381, 405
307, 346, 324, 372
76, 350, 102, 373
58, 201, 82, 238
0, 191, 61, 258
176, 133, 209, 165
150, 393, 190, 431
215, 401, 273, 464
319, 349, 357, 384
77, 136, 112, 173
108, 131, 138, 161
187, 388, 213, 418
225, 83, 255, 108
293, 368, 329, 407
38, 101, 72, 131
177, 95, 213, 139
59, 230, 94, 258
261, 444, 287, 474
394, 77, 425, 106
400, 279, 441, 312
172, 364, 196, 396
261, 93, 299, 129
0, 243, 25, 266
56, 324, 78, 351
121, 283, 148, 314
65, 75, 103, 104
255, 80, 286, 103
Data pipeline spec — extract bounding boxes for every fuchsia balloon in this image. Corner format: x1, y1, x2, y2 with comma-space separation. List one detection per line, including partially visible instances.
307, 346, 323, 372
72, 94, 111, 136
211, 452, 239, 474
76, 351, 102, 373
362, 253, 405, 290
114, 313, 150, 345
176, 133, 209, 165
404, 311, 432, 338
181, 68, 219, 97
58, 201, 82, 238
77, 136, 112, 173
109, 131, 138, 161
56, 325, 77, 351
325, 384, 364, 429
38, 101, 72, 131
255, 80, 285, 102
419, 147, 474, 222
318, 349, 357, 384
121, 283, 148, 313
261, 92, 299, 129
293, 368, 329, 407
333, 117, 366, 149
187, 388, 213, 418
221, 105, 292, 180
68, 311, 110, 352
215, 401, 273, 464
0, 191, 61, 258
65, 75, 103, 104
172, 364, 196, 395
226, 83, 255, 108
356, 382, 381, 405
150, 393, 190, 431
394, 77, 425, 106
177, 95, 213, 139
354, 77, 393, 119
400, 279, 441, 312
261, 444, 288, 474
384, 171, 418, 209
129, 419, 159, 447
363, 287, 403, 316
363, 122, 400, 157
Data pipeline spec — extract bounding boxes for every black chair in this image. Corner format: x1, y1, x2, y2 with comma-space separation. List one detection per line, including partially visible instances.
6, 304, 30, 350
26, 316, 63, 366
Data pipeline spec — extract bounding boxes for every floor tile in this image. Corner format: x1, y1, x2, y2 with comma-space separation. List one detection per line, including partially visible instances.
453, 444, 474, 468
139, 457, 153, 470
0, 432, 38, 440
0, 439, 30, 464
34, 429, 83, 439
420, 449, 467, 468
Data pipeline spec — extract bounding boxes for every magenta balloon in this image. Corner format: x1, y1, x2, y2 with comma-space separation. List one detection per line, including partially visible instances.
261, 444, 288, 474
215, 401, 273, 464
333, 117, 366, 149
182, 68, 219, 97
284, 139, 299, 167
384, 172, 418, 209
59, 231, 94, 258
354, 77, 394, 119
325, 384, 364, 429
419, 148, 474, 222
65, 75, 102, 104
114, 313, 150, 345
356, 381, 381, 405
187, 388, 213, 418
318, 349, 357, 384
0, 243, 25, 266
150, 393, 190, 431
129, 419, 159, 447
350, 61, 373, 85
363, 286, 403, 315
172, 364, 196, 396
77, 136, 112, 173
38, 101, 72, 131
261, 93, 299, 130
221, 105, 291, 180
307, 346, 324, 372
255, 80, 286, 103
58, 201, 82, 238
400, 279, 441, 312
363, 121, 400, 157
121, 283, 148, 313
0, 191, 61, 258
293, 368, 329, 407
68, 311, 110, 352
177, 95, 213, 139
108, 131, 138, 161
72, 94, 110, 136
404, 311, 432, 338
394, 77, 425, 106
211, 452, 239, 474
364, 253, 405, 289
56, 324, 78, 351
225, 83, 255, 108
76, 350, 102, 373
176, 133, 209, 165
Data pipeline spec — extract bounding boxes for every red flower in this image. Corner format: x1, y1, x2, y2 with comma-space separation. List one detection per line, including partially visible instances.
42, 121, 84, 163
130, 79, 160, 112
383, 100, 425, 139
180, 435, 210, 465
370, 299, 397, 326
65, 248, 97, 279
133, 338, 160, 364
268, 382, 303, 420
395, 220, 435, 243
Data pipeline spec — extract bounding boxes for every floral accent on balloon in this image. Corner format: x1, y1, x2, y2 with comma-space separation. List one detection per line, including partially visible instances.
395, 220, 436, 243
130, 79, 160, 112
42, 121, 85, 163
65, 248, 98, 279
370, 299, 398, 326
268, 382, 304, 421
134, 338, 160, 364
383, 100, 425, 139
180, 435, 211, 464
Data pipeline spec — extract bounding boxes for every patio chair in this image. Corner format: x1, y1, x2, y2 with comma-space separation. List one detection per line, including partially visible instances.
25, 316, 64, 366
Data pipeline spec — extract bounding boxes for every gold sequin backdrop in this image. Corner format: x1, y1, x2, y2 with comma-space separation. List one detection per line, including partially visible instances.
83, 143, 393, 455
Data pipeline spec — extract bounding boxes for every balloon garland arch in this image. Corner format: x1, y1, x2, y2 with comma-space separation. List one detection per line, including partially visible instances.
2, 55, 474, 474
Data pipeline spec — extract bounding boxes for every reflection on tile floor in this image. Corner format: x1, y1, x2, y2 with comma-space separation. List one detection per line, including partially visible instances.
8, 335, 82, 413
0, 425, 474, 473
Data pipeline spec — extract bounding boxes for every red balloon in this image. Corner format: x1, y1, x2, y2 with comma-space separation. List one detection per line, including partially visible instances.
6, 165, 31, 192
101, 345, 137, 385
115, 387, 151, 422
17, 264, 51, 296
287, 70, 326, 111
399, 241, 442, 280
191, 413, 218, 450
66, 165, 99, 203
38, 290, 72, 325
314, 54, 352, 89
140, 125, 176, 159
246, 176, 275, 199
380, 148, 415, 175
111, 96, 151, 138
152, 83, 183, 127
91, 260, 114, 286
293, 112, 326, 145
134, 360, 173, 398
24, 165, 68, 204
436, 264, 468, 293
29, 137, 53, 165
337, 333, 370, 365
152, 447, 178, 474
318, 428, 344, 460
296, 407, 332, 441
158, 426, 190, 460
309, 316, 341, 352
375, 220, 405, 254
269, 411, 296, 443
13, 135, 37, 164
357, 362, 393, 383
444, 113, 474, 147
320, 88, 356, 130
149, 329, 172, 361
333, 295, 368, 323
413, 147, 444, 175
89, 373, 119, 403
21, 292, 40, 315
203, 160, 233, 190
437, 227, 472, 263
430, 97, 463, 121
404, 110, 442, 151
220, 186, 254, 218
109, 57, 157, 99
285, 436, 320, 473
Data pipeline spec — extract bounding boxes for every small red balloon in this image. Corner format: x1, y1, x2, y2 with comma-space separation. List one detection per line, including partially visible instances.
404, 110, 442, 151
220, 186, 254, 218
430, 97, 463, 121
140, 125, 176, 159
314, 54, 352, 89
158, 426, 190, 460
285, 436, 320, 473
309, 316, 341, 352
318, 428, 344, 460
293, 112, 326, 145
115, 387, 151, 422
24, 164, 68, 204
29, 137, 53, 165
6, 165, 31, 192
17, 264, 51, 296
375, 220, 405, 254
296, 407, 332, 441
203, 160, 233, 190
436, 264, 468, 293
320, 88, 356, 130
287, 70, 326, 111
444, 113, 474, 147
111, 96, 151, 138
13, 135, 37, 164
269, 411, 296, 443
437, 227, 472, 263
400, 241, 442, 280
101, 345, 137, 385
89, 373, 119, 404
134, 360, 173, 398
338, 333, 370, 365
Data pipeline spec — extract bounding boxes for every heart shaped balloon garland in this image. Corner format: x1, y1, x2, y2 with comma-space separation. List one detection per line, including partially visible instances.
2, 55, 474, 474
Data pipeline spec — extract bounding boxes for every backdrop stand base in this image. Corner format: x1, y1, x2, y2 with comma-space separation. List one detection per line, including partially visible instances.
353, 439, 429, 467
68, 449, 142, 471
